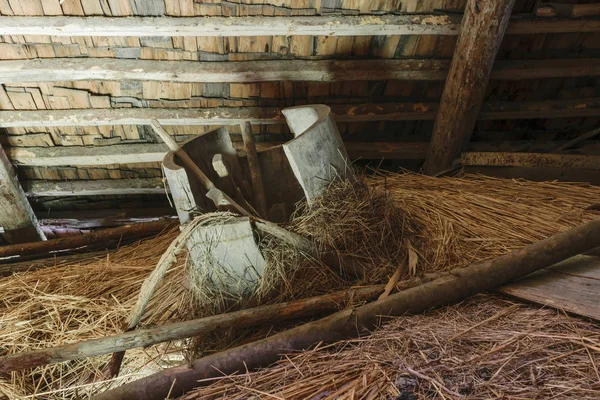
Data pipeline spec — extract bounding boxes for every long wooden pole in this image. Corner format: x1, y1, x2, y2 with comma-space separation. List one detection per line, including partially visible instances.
422, 0, 516, 175
240, 122, 268, 218
0, 220, 172, 261
93, 218, 600, 400
0, 285, 384, 373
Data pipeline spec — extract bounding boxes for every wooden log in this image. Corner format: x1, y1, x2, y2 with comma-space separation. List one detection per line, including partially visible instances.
1, 57, 599, 84
0, 220, 173, 261
461, 152, 600, 169
0, 15, 461, 37
92, 218, 600, 400
0, 285, 384, 373
8, 139, 600, 169
423, 0, 516, 175
2, 98, 599, 129
0, 143, 45, 244
240, 122, 268, 218
0, 15, 596, 37
550, 127, 600, 153
24, 178, 167, 196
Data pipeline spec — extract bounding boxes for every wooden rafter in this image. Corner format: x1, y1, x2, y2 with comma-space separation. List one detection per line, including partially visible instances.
0, 144, 45, 244
10, 140, 600, 168
0, 15, 597, 37
1, 58, 599, 84
1, 98, 599, 129
423, 0, 516, 175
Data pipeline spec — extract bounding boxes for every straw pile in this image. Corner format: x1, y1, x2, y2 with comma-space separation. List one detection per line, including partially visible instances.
2, 172, 600, 399
0, 227, 194, 400
181, 294, 600, 400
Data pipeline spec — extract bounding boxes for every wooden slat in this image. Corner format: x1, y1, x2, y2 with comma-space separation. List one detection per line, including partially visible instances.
423, 0, 516, 175
1, 57, 599, 84
8, 140, 600, 167
0, 144, 45, 243
23, 177, 167, 196
1, 98, 599, 128
500, 255, 600, 321
461, 152, 600, 170
0, 15, 461, 36
0, 15, 597, 37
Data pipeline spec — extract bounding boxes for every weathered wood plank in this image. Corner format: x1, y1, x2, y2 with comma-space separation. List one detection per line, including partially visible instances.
0, 15, 596, 37
0, 15, 461, 36
1, 57, 599, 84
2, 98, 600, 129
423, 0, 516, 175
461, 152, 600, 170
500, 255, 600, 321
0, 144, 45, 244
23, 177, 166, 196
8, 140, 600, 167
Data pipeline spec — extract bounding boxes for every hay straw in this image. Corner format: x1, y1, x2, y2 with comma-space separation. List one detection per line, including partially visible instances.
0, 227, 194, 400
181, 294, 600, 400
3, 172, 600, 398
369, 172, 600, 273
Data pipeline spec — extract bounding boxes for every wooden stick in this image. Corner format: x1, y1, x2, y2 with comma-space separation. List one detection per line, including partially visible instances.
240, 122, 268, 218
550, 126, 600, 153
0, 220, 172, 262
0, 285, 385, 373
149, 119, 251, 217
93, 218, 600, 400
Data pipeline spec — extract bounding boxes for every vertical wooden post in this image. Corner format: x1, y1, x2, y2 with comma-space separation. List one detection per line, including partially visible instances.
422, 0, 516, 175
0, 144, 45, 244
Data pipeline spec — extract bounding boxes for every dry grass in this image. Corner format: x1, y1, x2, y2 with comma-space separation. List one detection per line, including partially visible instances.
0, 227, 194, 400
369, 172, 600, 273
181, 294, 600, 400
2, 172, 600, 399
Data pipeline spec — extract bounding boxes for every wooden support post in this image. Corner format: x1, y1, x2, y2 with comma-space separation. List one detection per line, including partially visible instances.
240, 122, 268, 218
0, 144, 45, 244
422, 0, 516, 175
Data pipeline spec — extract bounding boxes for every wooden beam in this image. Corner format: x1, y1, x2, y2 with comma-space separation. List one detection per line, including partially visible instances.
1, 57, 598, 84
0, 144, 45, 244
461, 152, 600, 169
9, 140, 599, 168
1, 98, 599, 129
0, 15, 596, 37
0, 15, 462, 37
423, 0, 516, 175
37, 208, 176, 229
23, 177, 167, 196
550, 126, 600, 153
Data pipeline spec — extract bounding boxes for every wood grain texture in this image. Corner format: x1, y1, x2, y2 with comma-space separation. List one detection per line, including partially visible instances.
423, 0, 516, 175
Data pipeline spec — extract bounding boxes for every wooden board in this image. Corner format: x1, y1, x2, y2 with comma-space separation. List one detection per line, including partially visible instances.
500, 255, 600, 321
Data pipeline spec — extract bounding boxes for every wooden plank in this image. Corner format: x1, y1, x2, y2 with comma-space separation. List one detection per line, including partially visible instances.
2, 57, 599, 84
8, 140, 600, 167
23, 177, 166, 196
461, 152, 600, 170
2, 98, 600, 128
0, 15, 597, 37
499, 255, 600, 321
463, 166, 600, 185
37, 207, 175, 228
0, 143, 45, 243
423, 0, 516, 175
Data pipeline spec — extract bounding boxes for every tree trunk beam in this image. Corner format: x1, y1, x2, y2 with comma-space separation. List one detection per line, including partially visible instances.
0, 144, 45, 244
0, 220, 173, 261
0, 15, 596, 37
423, 0, 516, 175
1, 57, 599, 84
2, 98, 598, 130
91, 218, 600, 400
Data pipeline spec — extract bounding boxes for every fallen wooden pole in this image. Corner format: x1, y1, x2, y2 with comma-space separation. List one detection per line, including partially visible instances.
0, 285, 385, 373
92, 218, 600, 400
240, 122, 268, 218
0, 220, 173, 261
